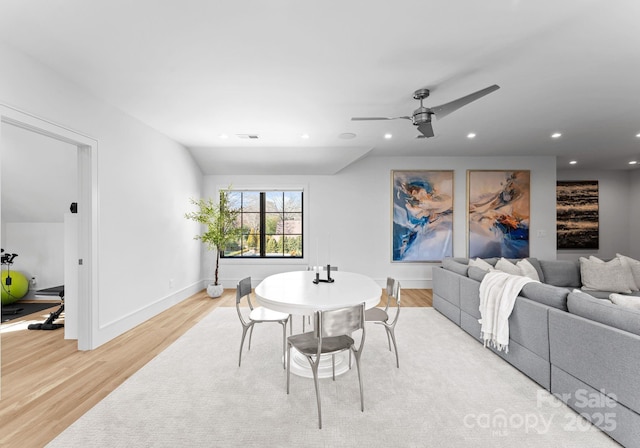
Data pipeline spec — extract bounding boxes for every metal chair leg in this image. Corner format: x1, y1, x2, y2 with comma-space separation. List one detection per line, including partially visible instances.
248, 325, 255, 350
385, 327, 392, 351
281, 322, 287, 369
286, 343, 292, 393
332, 354, 335, 380
353, 348, 364, 412
388, 327, 399, 368
311, 358, 322, 429
238, 325, 250, 367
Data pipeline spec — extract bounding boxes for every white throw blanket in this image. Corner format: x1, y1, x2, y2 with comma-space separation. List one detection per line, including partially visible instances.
478, 270, 535, 352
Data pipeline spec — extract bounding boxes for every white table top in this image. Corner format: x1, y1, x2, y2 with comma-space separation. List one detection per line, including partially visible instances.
254, 270, 382, 315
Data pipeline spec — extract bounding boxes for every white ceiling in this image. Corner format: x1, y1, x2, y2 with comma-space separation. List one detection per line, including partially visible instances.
1, 0, 640, 174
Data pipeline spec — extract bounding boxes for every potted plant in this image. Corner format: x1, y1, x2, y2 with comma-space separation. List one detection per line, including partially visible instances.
185, 187, 242, 298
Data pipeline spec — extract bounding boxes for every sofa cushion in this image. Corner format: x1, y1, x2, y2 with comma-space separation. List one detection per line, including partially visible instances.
468, 257, 493, 271
525, 257, 545, 283
591, 255, 637, 291
609, 293, 640, 311
520, 282, 569, 310
516, 259, 541, 281
617, 253, 640, 290
580, 256, 632, 293
442, 258, 469, 276
579, 289, 618, 300
567, 290, 640, 337
539, 260, 581, 287
493, 257, 540, 281
494, 257, 521, 275
467, 266, 488, 282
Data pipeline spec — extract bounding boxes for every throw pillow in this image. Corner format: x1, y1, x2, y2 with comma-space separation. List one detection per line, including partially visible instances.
589, 255, 637, 292
609, 293, 640, 311
516, 259, 541, 281
579, 257, 632, 293
468, 258, 494, 272
495, 258, 522, 276
616, 253, 640, 291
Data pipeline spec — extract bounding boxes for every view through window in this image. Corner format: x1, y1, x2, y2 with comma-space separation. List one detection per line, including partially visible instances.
223, 190, 303, 258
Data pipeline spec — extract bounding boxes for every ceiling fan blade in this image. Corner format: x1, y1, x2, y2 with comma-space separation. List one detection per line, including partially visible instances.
430, 84, 500, 120
351, 116, 411, 121
417, 121, 435, 138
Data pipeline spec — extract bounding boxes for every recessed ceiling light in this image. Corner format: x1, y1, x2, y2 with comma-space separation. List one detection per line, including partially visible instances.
467, 133, 476, 139
384, 133, 392, 139
629, 160, 638, 165
219, 134, 228, 139
636, 133, 640, 138
551, 132, 562, 139
339, 132, 356, 140
569, 160, 577, 165
301, 133, 309, 139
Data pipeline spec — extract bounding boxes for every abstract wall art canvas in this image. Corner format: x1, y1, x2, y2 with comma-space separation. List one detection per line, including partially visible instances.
467, 170, 530, 258
392, 170, 453, 262
556, 180, 599, 249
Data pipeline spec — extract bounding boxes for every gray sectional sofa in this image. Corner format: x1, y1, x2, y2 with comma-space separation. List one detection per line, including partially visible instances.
433, 257, 640, 448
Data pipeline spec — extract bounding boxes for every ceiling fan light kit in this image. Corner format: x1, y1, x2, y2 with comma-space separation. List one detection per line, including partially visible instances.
352, 84, 500, 138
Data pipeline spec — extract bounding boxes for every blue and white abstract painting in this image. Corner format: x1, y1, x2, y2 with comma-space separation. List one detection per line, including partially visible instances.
392, 170, 454, 262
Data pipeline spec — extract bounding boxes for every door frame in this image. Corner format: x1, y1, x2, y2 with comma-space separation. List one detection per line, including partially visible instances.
0, 104, 98, 350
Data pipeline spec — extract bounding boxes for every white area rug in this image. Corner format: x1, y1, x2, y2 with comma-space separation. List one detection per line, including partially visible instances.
48, 308, 618, 447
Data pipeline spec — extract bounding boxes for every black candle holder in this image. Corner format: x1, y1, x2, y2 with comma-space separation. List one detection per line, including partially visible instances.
313, 264, 335, 284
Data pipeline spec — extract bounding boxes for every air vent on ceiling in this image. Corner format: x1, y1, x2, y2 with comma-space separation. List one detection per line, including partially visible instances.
236, 134, 260, 139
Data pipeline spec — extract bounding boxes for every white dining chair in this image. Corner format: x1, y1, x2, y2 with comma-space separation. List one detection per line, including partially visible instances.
365, 277, 401, 368
235, 276, 290, 368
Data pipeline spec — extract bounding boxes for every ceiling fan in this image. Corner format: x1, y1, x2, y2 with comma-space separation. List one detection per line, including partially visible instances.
351, 84, 500, 138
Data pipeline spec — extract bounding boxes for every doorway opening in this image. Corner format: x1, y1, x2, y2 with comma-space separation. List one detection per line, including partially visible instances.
0, 104, 98, 351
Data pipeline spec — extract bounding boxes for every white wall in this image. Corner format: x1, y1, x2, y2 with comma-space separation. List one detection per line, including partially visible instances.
0, 42, 204, 348
557, 169, 635, 260
206, 155, 557, 288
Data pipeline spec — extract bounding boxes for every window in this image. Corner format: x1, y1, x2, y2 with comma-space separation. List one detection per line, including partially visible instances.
223, 190, 303, 258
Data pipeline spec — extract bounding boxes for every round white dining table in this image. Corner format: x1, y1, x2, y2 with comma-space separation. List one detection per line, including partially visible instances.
254, 270, 382, 378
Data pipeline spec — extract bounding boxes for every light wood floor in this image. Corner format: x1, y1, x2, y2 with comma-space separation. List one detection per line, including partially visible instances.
0, 288, 432, 448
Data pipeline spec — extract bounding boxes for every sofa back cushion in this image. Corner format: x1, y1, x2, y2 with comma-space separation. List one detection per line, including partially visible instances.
468, 266, 488, 282
539, 260, 581, 287
567, 290, 640, 337
520, 282, 569, 311
442, 258, 469, 276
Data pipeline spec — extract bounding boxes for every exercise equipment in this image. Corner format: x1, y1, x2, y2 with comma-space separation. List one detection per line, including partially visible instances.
28, 288, 65, 331
1, 249, 29, 305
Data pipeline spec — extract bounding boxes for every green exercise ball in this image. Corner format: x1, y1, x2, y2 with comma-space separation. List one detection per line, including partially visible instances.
1, 270, 29, 305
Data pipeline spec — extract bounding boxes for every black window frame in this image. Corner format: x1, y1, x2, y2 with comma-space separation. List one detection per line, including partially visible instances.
221, 189, 303, 259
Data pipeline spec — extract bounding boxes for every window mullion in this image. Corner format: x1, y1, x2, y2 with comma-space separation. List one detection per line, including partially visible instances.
260, 192, 266, 257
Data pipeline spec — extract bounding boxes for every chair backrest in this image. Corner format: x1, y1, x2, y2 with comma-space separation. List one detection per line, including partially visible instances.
386, 277, 401, 324
236, 277, 252, 305
236, 277, 253, 325
315, 303, 365, 339
386, 277, 401, 305
307, 266, 339, 271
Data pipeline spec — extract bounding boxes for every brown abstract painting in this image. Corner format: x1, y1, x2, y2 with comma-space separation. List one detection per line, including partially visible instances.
556, 180, 599, 249
467, 170, 530, 258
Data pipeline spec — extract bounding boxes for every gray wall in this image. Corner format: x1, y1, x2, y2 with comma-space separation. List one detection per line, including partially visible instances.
557, 169, 638, 260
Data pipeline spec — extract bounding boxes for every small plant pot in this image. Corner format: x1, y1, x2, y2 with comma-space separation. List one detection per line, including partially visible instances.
206, 283, 224, 298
